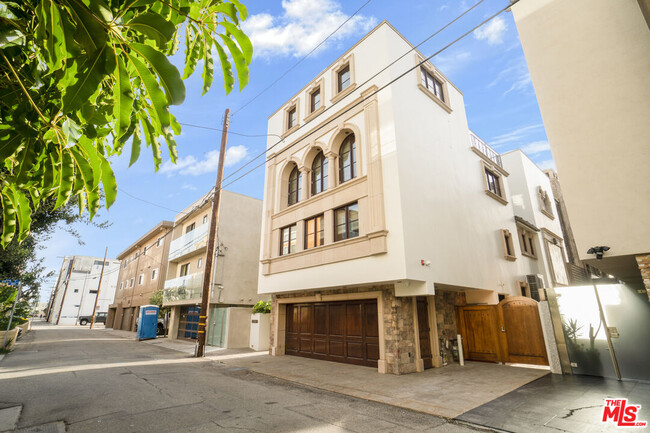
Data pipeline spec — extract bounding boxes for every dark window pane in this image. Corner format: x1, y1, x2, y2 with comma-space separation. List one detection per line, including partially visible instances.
338, 65, 350, 92
311, 89, 321, 112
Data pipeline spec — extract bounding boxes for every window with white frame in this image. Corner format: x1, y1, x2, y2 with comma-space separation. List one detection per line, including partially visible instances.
151, 269, 158, 280
138, 274, 144, 285
280, 224, 297, 256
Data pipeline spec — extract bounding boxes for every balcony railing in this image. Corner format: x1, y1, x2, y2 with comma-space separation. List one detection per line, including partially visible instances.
470, 132, 502, 168
163, 271, 204, 303
168, 223, 209, 261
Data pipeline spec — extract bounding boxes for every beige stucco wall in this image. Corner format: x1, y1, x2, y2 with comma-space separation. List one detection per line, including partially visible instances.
511, 0, 650, 260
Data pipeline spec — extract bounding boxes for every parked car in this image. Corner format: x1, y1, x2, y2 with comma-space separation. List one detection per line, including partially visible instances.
79, 312, 107, 326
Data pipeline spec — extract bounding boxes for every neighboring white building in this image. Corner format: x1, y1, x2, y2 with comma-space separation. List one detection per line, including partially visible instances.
258, 21, 568, 374
510, 0, 650, 296
48, 255, 120, 325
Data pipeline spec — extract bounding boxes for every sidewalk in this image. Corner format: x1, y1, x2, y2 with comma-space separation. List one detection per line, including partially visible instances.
457, 373, 650, 433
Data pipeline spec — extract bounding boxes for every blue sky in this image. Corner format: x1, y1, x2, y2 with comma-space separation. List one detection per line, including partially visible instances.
37, 0, 553, 300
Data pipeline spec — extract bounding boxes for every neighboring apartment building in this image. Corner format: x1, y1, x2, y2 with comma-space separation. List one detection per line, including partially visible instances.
510, 0, 650, 297
48, 255, 120, 325
162, 190, 264, 348
258, 22, 569, 375
107, 221, 173, 331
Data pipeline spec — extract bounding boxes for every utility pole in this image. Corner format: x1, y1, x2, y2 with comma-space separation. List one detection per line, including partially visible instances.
90, 247, 108, 329
56, 257, 75, 325
197, 108, 230, 357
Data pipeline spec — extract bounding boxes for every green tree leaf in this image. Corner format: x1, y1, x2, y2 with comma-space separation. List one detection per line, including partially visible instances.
218, 33, 248, 90
62, 44, 110, 113
130, 42, 185, 105
126, 12, 176, 48
55, 149, 75, 209
113, 54, 133, 141
220, 21, 252, 64
127, 52, 170, 129
213, 40, 234, 94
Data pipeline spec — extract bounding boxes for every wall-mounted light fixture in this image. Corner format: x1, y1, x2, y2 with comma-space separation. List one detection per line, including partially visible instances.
587, 246, 610, 260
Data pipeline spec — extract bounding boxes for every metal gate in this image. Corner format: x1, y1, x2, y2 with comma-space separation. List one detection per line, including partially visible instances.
457, 297, 548, 366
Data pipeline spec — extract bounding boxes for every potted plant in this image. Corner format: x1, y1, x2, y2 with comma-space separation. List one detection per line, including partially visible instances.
249, 301, 271, 351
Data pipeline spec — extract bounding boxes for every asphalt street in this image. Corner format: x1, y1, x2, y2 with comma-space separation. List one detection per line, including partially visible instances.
0, 322, 487, 432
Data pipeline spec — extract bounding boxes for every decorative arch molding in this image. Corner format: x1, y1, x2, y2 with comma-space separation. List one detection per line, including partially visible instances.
276, 158, 302, 211
327, 122, 363, 156
301, 143, 327, 170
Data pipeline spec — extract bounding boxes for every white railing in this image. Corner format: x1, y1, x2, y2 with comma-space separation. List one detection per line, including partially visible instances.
168, 223, 209, 261
163, 271, 205, 303
470, 132, 502, 168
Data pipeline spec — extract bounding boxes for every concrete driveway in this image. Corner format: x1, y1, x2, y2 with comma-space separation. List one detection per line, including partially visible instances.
214, 352, 550, 418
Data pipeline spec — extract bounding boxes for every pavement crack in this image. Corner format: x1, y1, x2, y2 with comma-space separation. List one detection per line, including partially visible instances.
561, 405, 602, 419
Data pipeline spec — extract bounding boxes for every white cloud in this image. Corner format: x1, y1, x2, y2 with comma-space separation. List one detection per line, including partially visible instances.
473, 16, 507, 45
160, 145, 248, 176
536, 159, 556, 170
243, 0, 377, 58
433, 50, 472, 75
488, 56, 533, 96
490, 123, 543, 147
520, 140, 550, 155
181, 184, 197, 191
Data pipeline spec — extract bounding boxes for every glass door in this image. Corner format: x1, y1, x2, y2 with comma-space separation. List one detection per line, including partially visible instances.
177, 306, 200, 340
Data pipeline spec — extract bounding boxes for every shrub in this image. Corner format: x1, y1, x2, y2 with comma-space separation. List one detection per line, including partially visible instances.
252, 300, 271, 314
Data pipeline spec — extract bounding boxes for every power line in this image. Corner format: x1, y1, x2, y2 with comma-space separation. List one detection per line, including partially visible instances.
216, 0, 517, 192
213, 0, 490, 185
117, 0, 514, 217
231, 0, 374, 117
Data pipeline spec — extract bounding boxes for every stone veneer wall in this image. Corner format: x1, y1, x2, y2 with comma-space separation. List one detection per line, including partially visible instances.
271, 285, 419, 375
433, 290, 466, 364
635, 254, 650, 301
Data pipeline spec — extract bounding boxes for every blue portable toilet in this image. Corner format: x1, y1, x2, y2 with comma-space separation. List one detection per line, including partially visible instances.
137, 305, 159, 341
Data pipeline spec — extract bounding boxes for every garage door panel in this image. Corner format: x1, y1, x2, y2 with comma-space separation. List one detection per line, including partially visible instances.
286, 299, 379, 367
329, 304, 344, 336
314, 305, 327, 334
314, 338, 327, 355
299, 306, 312, 333
329, 339, 344, 356
346, 304, 362, 337
299, 337, 312, 354
347, 341, 364, 359
367, 342, 380, 360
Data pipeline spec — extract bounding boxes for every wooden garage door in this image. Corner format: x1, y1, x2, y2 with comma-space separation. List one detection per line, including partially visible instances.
286, 300, 379, 367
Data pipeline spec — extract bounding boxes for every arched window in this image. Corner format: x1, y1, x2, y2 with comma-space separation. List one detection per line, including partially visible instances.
288, 165, 301, 206
339, 134, 356, 183
311, 151, 328, 195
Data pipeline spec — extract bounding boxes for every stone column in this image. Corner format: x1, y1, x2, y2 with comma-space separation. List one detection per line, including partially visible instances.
635, 254, 650, 301
300, 167, 310, 201
326, 153, 337, 190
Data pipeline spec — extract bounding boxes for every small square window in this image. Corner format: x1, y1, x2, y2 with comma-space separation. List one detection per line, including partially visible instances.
180, 263, 190, 276
481, 162, 507, 205
186, 223, 195, 234
280, 224, 297, 256
421, 69, 444, 102
334, 202, 359, 242
287, 106, 297, 130
337, 65, 351, 93
310, 88, 321, 113
517, 226, 538, 259
305, 215, 324, 249
501, 229, 516, 261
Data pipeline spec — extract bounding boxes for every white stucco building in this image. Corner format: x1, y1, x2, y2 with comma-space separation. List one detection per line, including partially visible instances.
258, 22, 568, 374
48, 255, 120, 325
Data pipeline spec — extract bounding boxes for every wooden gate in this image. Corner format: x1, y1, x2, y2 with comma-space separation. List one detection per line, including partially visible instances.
457, 297, 548, 366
